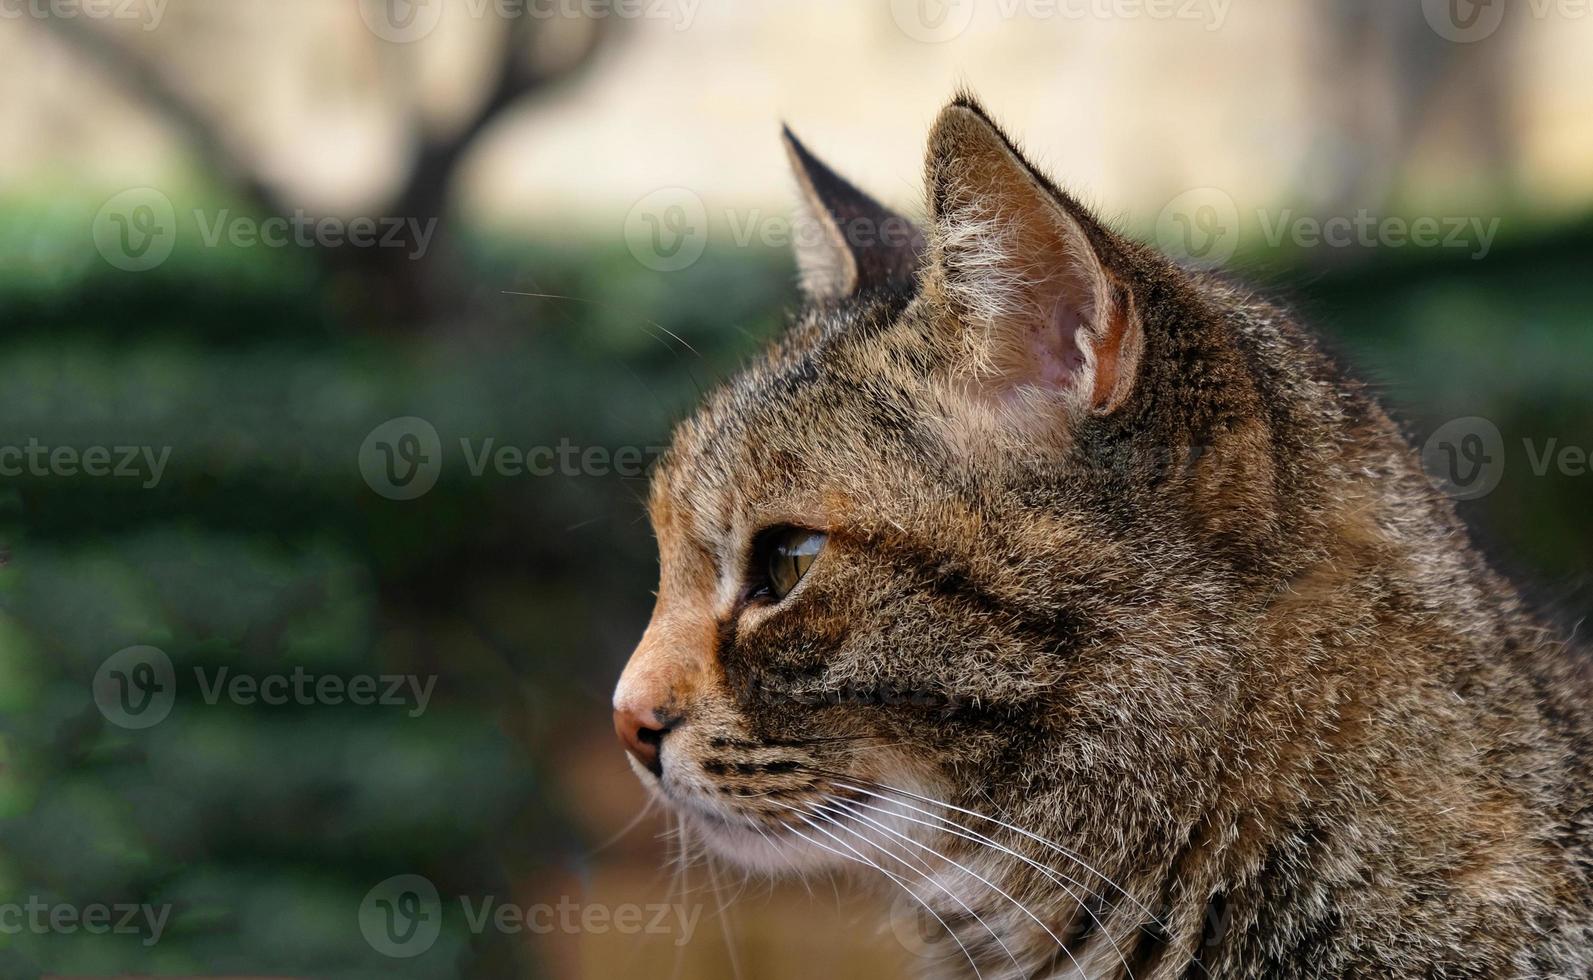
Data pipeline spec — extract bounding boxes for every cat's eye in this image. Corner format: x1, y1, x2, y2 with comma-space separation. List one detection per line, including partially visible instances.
752, 527, 826, 603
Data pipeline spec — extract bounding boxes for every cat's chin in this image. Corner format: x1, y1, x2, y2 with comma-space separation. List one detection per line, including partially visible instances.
680, 805, 846, 875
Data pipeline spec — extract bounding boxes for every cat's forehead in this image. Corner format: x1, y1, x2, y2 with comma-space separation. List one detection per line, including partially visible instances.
648, 292, 929, 544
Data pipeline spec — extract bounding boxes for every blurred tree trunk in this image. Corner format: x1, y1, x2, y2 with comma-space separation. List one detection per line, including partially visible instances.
1304, 0, 1518, 222
37, 10, 609, 331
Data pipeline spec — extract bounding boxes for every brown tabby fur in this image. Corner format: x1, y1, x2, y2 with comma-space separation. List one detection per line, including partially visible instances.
614, 94, 1593, 978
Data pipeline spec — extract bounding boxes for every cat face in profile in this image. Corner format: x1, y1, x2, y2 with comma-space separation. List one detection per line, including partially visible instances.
613, 95, 1592, 977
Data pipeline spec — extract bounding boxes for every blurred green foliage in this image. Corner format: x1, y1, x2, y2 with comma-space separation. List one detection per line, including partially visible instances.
0, 194, 1587, 977
0, 196, 788, 978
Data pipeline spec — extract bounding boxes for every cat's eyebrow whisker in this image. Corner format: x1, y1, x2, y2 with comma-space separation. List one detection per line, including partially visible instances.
499, 289, 702, 359
812, 796, 1094, 980
825, 786, 1138, 978
800, 798, 1029, 979
779, 813, 989, 980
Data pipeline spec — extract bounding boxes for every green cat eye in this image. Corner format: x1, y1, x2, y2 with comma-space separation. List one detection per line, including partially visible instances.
758, 527, 826, 602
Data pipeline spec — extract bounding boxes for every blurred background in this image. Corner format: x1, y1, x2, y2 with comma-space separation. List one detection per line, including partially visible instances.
1, 0, 1590, 977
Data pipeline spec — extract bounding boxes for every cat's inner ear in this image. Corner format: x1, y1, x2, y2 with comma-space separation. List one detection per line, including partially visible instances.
782, 126, 925, 302
925, 100, 1140, 415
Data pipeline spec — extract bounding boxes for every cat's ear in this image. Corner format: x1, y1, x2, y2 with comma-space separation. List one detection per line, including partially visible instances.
782, 126, 926, 302
924, 97, 1141, 415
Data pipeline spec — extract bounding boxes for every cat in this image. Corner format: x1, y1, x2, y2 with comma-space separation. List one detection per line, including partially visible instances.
611, 94, 1592, 978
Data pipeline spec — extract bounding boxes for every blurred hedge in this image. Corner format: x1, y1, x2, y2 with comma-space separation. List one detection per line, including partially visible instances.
0, 198, 1588, 977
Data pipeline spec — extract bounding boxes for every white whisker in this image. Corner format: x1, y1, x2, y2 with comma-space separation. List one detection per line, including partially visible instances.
834, 777, 1168, 933
780, 812, 988, 980
705, 857, 745, 980
827, 788, 1137, 979
814, 796, 1092, 980
798, 798, 1028, 979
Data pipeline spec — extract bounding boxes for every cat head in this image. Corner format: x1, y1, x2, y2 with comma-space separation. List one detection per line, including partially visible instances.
614, 94, 1326, 874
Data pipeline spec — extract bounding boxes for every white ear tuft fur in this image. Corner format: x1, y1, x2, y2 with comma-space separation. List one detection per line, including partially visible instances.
925, 101, 1139, 416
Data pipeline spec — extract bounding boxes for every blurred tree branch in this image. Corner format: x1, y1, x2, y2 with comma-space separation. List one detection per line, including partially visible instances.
34, 11, 293, 219
389, 14, 610, 230
36, 9, 611, 329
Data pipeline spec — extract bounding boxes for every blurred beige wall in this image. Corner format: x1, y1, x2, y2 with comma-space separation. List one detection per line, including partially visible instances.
5, 0, 1593, 233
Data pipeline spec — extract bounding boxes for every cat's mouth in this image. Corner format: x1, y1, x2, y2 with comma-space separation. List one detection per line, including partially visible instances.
617, 722, 941, 873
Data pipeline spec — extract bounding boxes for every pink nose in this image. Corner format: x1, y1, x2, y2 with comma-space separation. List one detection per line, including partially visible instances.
613, 704, 672, 777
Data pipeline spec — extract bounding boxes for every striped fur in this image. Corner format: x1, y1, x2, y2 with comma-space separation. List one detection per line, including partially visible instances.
616, 95, 1592, 978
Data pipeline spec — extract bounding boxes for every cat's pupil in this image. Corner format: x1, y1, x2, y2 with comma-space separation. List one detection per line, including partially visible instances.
765, 529, 825, 600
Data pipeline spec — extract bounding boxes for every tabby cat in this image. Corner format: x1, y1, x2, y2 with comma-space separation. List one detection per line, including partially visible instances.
612, 95, 1592, 978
